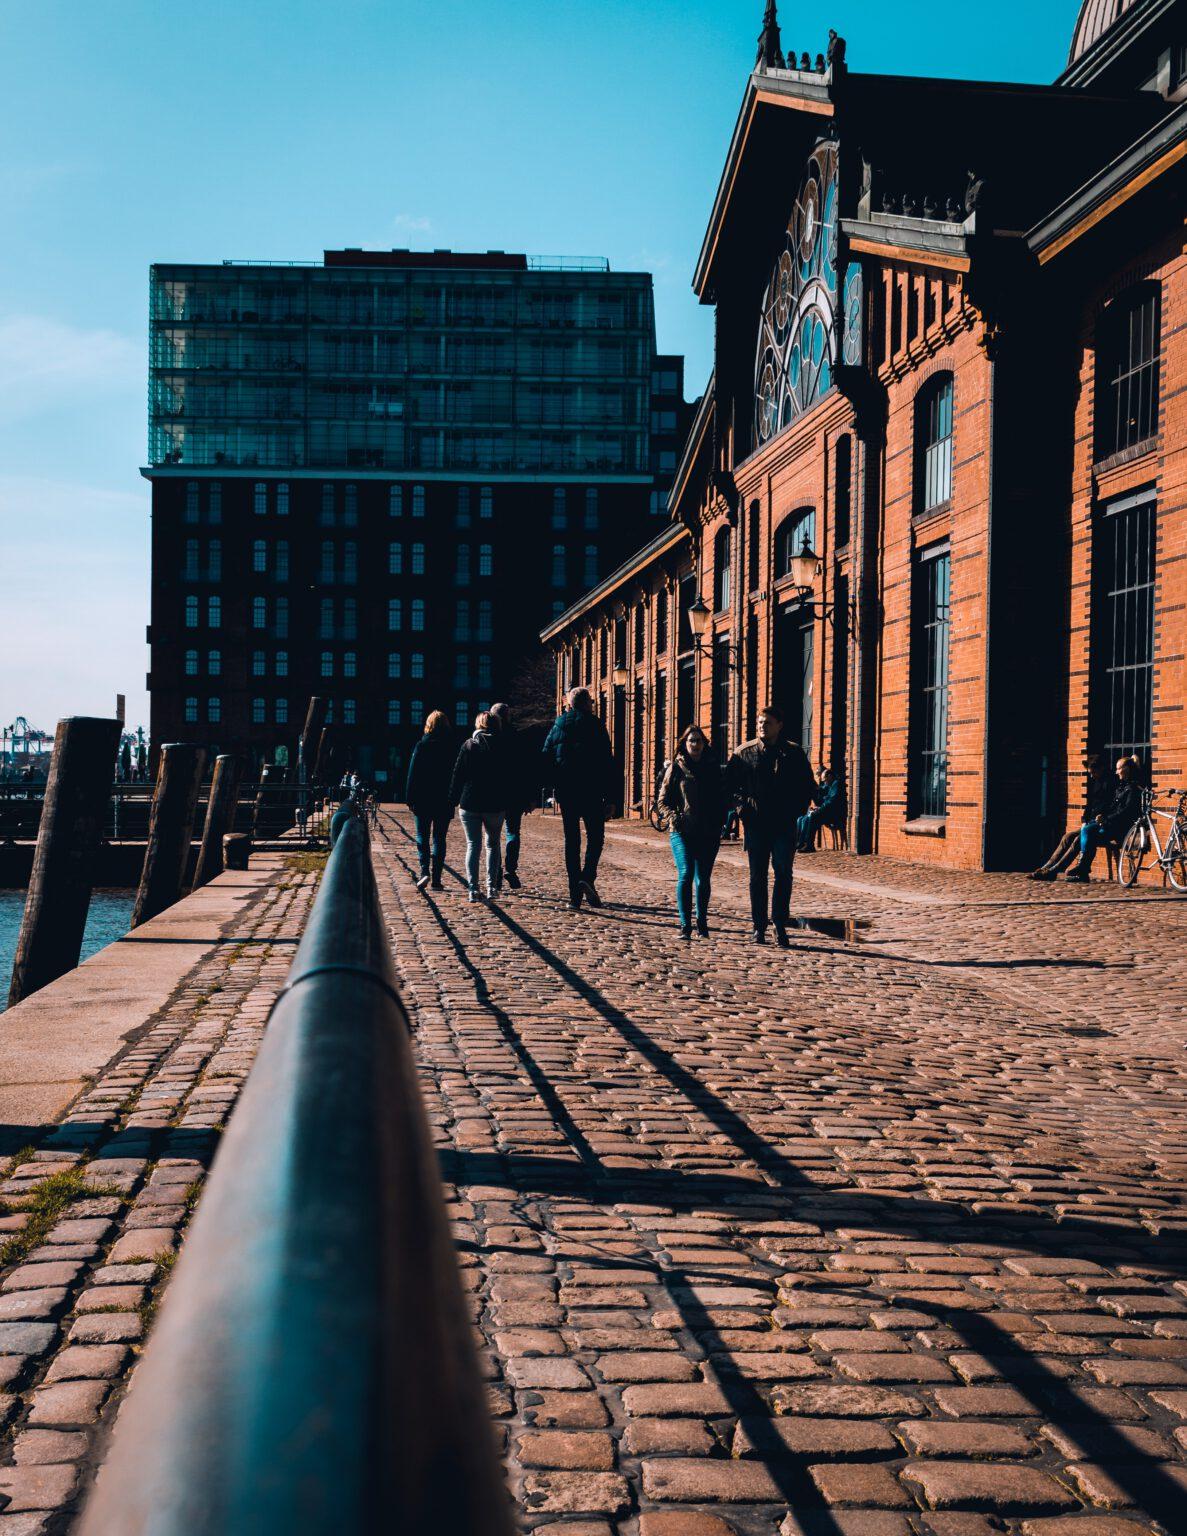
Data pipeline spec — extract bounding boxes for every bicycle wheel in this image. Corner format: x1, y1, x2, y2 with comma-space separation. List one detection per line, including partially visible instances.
1166, 824, 1187, 893
1119, 822, 1147, 888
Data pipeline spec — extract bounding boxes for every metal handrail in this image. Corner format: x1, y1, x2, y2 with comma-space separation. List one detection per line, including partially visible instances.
78, 815, 512, 1535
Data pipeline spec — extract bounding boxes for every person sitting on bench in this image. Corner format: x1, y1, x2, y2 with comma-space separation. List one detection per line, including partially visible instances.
1065, 755, 1141, 882
797, 766, 846, 852
1029, 754, 1114, 881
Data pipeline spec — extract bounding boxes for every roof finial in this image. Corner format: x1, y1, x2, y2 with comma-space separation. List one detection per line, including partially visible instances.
756, 0, 786, 70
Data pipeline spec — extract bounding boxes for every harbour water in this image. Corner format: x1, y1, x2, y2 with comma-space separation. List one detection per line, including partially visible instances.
0, 891, 134, 1013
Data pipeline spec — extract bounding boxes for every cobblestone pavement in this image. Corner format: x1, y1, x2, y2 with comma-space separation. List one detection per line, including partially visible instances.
374, 808, 1187, 1536
0, 859, 318, 1534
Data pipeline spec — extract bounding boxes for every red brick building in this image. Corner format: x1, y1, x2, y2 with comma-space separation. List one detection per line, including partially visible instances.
543, 0, 1186, 872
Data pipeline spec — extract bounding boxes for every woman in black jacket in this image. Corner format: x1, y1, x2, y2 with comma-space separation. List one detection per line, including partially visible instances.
658, 725, 727, 940
405, 711, 455, 892
449, 711, 513, 902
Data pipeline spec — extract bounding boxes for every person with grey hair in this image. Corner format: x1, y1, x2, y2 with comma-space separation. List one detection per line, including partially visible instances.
489, 701, 534, 890
541, 687, 617, 910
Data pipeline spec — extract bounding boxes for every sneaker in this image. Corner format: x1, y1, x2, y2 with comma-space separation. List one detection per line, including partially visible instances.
468, 888, 482, 903
752, 928, 766, 945
1065, 870, 1089, 883
487, 885, 499, 900
680, 926, 692, 941
696, 919, 709, 938
430, 876, 444, 891
579, 879, 602, 909
415, 874, 430, 892
505, 870, 521, 890
774, 928, 790, 948
1028, 869, 1055, 882
568, 899, 582, 912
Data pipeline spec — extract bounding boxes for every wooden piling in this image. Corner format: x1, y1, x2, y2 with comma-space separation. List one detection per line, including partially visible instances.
8, 716, 122, 1008
191, 754, 242, 892
131, 743, 206, 929
300, 696, 327, 786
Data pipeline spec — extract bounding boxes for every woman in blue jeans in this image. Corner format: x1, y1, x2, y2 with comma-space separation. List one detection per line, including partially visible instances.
657, 725, 726, 940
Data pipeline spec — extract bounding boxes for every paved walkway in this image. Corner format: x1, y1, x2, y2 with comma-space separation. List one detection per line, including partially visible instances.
374, 809, 1187, 1536
0, 858, 319, 1532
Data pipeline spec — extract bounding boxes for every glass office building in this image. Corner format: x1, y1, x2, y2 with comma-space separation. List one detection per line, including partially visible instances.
144, 250, 689, 782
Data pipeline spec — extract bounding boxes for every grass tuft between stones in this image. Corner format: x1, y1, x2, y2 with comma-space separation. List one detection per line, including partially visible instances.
0, 1168, 92, 1267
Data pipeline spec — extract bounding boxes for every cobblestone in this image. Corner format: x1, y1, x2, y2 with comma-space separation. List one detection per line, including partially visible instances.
372, 808, 1187, 1534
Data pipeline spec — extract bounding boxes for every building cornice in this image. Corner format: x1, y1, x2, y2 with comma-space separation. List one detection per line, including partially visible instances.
842, 215, 971, 272
1027, 102, 1187, 262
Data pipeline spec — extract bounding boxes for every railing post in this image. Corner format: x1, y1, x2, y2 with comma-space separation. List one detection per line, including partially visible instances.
191, 754, 243, 891
131, 743, 206, 928
7, 717, 122, 1008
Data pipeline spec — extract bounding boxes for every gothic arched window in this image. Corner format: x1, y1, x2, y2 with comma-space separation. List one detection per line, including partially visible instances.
755, 138, 839, 446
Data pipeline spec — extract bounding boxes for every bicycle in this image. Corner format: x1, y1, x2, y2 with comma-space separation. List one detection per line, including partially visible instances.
1118, 786, 1187, 891
648, 763, 670, 832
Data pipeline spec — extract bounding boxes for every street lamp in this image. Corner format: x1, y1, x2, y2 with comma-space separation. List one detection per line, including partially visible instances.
684, 594, 740, 671
787, 536, 855, 632
611, 664, 629, 687
791, 533, 822, 592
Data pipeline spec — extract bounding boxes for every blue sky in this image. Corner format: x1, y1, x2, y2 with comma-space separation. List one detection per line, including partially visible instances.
0, 0, 1075, 733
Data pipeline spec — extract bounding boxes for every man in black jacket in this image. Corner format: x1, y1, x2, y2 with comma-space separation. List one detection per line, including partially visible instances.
1065, 755, 1142, 881
490, 701, 533, 890
541, 687, 617, 910
725, 705, 817, 946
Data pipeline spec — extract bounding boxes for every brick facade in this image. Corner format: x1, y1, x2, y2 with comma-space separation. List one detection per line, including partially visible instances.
544, 0, 1187, 876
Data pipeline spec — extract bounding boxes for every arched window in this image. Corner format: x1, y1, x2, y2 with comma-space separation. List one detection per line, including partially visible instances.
252, 539, 267, 574
207, 649, 221, 676
552, 544, 566, 588
389, 542, 403, 575
1096, 282, 1161, 458
713, 526, 732, 612
411, 542, 425, 575
320, 651, 334, 678
775, 508, 816, 580
319, 541, 335, 583
915, 373, 954, 512
342, 541, 358, 583
275, 541, 289, 582
184, 649, 198, 676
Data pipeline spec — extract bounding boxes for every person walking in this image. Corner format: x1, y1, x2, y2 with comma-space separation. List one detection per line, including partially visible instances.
449, 710, 511, 902
1064, 754, 1142, 882
1028, 754, 1114, 880
658, 725, 726, 940
405, 710, 455, 892
726, 705, 817, 946
541, 687, 617, 911
490, 701, 534, 891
